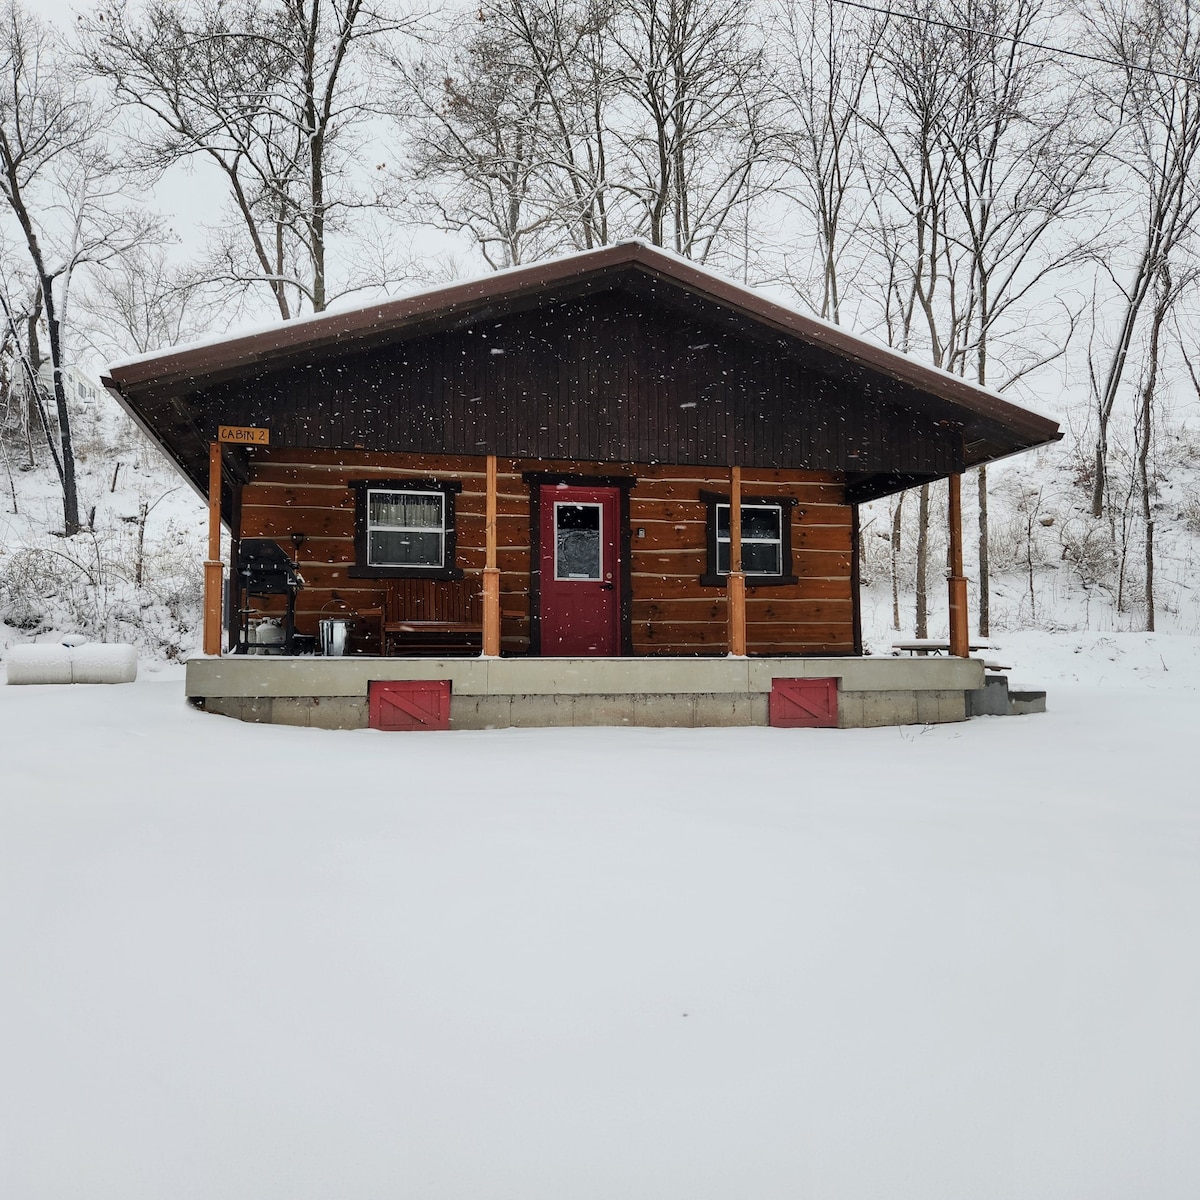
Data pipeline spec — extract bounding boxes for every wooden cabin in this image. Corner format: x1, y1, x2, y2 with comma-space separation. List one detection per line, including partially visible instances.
103, 241, 1061, 729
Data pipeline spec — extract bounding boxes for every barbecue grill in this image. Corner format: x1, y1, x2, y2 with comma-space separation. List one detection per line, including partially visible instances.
233, 538, 305, 654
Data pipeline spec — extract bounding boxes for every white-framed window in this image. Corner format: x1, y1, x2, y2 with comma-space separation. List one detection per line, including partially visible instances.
715, 502, 783, 576
366, 489, 446, 568
349, 479, 462, 579
700, 490, 798, 587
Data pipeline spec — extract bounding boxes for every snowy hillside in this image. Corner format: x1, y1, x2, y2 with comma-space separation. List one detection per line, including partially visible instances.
856, 430, 1200, 651
0, 389, 208, 660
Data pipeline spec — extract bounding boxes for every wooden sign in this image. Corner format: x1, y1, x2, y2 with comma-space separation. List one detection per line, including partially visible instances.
218, 425, 270, 445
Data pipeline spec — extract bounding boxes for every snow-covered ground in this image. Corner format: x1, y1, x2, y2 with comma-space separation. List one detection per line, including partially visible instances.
3, 636, 1198, 1199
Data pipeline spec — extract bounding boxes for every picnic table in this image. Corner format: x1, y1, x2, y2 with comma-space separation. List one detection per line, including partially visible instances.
891, 640, 1009, 670
891, 639, 991, 656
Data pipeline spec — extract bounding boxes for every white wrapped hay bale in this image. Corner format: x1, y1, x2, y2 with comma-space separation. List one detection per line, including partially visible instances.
71, 643, 138, 684
4, 642, 138, 685
5, 644, 74, 685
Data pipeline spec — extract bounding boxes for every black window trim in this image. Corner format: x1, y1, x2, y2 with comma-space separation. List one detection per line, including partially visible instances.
698, 489, 798, 587
348, 478, 464, 580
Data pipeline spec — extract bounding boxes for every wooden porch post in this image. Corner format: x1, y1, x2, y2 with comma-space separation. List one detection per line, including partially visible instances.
482, 454, 501, 656
947, 471, 969, 658
203, 441, 224, 656
728, 465, 747, 656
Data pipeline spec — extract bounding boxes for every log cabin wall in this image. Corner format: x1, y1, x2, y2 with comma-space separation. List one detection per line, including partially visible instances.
237, 448, 854, 656
237, 449, 527, 653
626, 465, 853, 655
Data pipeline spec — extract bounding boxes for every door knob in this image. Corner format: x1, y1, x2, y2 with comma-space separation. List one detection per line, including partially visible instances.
600, 582, 614, 591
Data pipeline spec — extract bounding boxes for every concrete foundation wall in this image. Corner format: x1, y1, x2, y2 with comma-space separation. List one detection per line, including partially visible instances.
451, 691, 771, 729
189, 655, 983, 730
200, 687, 969, 730
203, 694, 369, 729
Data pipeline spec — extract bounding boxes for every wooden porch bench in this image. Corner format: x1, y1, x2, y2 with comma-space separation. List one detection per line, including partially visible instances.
381, 577, 483, 656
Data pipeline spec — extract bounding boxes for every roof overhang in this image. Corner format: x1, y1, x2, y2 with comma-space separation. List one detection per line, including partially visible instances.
103, 240, 1062, 500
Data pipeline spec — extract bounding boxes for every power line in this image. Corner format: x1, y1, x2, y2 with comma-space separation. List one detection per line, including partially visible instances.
829, 0, 1200, 85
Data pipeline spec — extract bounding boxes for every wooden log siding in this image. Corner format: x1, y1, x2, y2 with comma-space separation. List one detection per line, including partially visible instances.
239, 450, 534, 654
627, 470, 853, 654
236, 449, 855, 656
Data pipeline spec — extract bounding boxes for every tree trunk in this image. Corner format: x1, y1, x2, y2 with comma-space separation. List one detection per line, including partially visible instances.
301, 1, 326, 313
1025, 507, 1037, 621
1143, 490, 1155, 631
0, 281, 63, 487
24, 305, 41, 469
136, 499, 148, 587
1138, 271, 1170, 632
46, 313, 81, 535
3, 153, 80, 532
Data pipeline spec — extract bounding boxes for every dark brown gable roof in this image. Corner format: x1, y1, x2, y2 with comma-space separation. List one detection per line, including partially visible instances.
103, 240, 1060, 499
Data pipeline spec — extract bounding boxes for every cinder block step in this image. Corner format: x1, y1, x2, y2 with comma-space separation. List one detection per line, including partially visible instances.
968, 674, 1010, 716
1008, 690, 1047, 715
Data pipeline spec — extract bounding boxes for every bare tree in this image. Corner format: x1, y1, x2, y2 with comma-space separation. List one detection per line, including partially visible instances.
933, 0, 1102, 635
86, 0, 419, 318
851, 0, 1098, 634
393, 2, 588, 267
0, 2, 155, 535
768, 0, 883, 323
392, 0, 770, 269
856, 0, 972, 635
861, 1, 971, 369
488, 0, 617, 251
1082, 0, 1200, 517
0, 264, 45, 472
1135, 267, 1165, 628
79, 246, 211, 359
608, 0, 770, 262
1129, 257, 1197, 629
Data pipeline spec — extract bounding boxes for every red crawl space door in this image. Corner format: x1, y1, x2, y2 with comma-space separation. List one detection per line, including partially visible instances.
538, 484, 622, 655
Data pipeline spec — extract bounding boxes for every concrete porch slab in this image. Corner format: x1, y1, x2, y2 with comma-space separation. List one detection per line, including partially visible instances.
186, 654, 985, 699
186, 654, 986, 730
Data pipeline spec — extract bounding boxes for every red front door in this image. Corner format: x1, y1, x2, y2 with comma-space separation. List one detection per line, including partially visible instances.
538, 484, 622, 655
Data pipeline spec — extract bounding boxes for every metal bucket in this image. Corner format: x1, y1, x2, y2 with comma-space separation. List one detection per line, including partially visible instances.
319, 617, 350, 657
